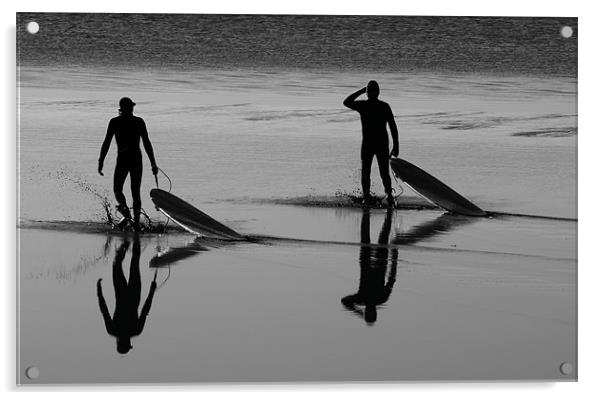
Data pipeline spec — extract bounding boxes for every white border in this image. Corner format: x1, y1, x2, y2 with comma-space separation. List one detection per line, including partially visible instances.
3, 1, 599, 398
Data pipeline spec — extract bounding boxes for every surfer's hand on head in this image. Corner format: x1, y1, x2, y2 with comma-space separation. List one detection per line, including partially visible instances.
151, 165, 159, 175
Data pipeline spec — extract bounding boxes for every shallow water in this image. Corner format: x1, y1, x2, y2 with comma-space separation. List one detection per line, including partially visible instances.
18, 67, 576, 224
18, 207, 576, 384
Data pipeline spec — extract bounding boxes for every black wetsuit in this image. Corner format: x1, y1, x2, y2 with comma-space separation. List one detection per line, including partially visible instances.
97, 240, 156, 353
341, 209, 397, 323
99, 114, 157, 219
344, 97, 398, 196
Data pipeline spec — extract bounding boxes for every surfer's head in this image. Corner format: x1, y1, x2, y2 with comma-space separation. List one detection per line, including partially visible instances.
119, 97, 136, 115
116, 337, 133, 354
364, 305, 377, 325
366, 80, 380, 100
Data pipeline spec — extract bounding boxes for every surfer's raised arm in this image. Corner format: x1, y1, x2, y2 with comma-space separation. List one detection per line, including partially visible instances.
343, 87, 367, 111
140, 119, 159, 176
96, 279, 115, 335
98, 120, 115, 176
387, 104, 399, 157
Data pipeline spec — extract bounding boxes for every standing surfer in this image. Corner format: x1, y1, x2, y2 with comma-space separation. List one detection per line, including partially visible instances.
344, 81, 399, 207
98, 97, 159, 231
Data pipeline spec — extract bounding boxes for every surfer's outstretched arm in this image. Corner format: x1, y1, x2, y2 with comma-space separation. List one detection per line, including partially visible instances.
343, 87, 366, 111
97, 279, 115, 335
140, 120, 158, 175
135, 280, 157, 335
387, 105, 399, 157
98, 120, 115, 176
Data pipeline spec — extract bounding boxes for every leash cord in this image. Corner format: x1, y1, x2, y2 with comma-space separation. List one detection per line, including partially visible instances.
157, 167, 172, 192
391, 172, 405, 200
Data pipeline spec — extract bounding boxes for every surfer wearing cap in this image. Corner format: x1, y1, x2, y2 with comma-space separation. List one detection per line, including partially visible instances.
98, 97, 159, 231
344, 81, 399, 207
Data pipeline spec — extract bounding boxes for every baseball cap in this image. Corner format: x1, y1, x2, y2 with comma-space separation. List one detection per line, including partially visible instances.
119, 97, 136, 108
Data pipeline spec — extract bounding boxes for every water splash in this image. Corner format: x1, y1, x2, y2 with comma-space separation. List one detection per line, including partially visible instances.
53, 167, 114, 223
242, 189, 436, 210
51, 168, 169, 233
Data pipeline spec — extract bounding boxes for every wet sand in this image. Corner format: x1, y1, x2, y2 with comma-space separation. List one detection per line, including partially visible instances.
17, 205, 576, 384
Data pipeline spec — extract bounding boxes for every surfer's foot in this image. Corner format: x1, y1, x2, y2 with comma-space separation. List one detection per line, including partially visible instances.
116, 217, 130, 230
132, 213, 140, 232
361, 195, 373, 207
386, 193, 396, 208
132, 220, 141, 233
116, 204, 132, 219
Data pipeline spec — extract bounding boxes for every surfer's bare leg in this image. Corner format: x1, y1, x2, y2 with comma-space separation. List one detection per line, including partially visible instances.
361, 151, 374, 201
378, 208, 393, 244
376, 151, 395, 206
113, 159, 130, 217
376, 151, 392, 195
361, 209, 371, 243
113, 240, 129, 302
130, 154, 143, 229
127, 237, 142, 309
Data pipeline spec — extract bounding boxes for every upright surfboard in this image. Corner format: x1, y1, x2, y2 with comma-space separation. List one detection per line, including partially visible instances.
150, 188, 244, 239
390, 158, 487, 217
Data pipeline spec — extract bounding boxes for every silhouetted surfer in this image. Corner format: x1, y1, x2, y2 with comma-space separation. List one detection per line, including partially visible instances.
98, 97, 159, 231
97, 237, 157, 354
344, 81, 399, 207
341, 209, 398, 325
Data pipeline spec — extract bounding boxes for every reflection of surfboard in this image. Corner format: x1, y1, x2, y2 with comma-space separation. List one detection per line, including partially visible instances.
150, 189, 244, 239
149, 241, 209, 268
392, 213, 475, 245
390, 158, 487, 217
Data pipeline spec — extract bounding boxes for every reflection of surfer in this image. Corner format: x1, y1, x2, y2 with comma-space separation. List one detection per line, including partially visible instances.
341, 208, 398, 325
344, 81, 399, 207
97, 236, 157, 354
98, 97, 159, 231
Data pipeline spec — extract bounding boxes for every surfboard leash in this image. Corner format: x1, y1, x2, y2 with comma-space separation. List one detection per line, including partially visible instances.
153, 167, 174, 231
155, 265, 171, 290
156, 167, 172, 192
391, 172, 405, 201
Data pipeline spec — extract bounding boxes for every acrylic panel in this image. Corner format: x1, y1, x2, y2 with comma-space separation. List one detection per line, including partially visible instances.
17, 13, 577, 384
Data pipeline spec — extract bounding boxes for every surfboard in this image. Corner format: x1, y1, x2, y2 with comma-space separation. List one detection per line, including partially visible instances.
390, 158, 487, 217
150, 188, 244, 239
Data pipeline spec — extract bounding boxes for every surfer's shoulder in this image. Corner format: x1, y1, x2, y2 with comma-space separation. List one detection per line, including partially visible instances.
379, 100, 393, 113
133, 115, 146, 124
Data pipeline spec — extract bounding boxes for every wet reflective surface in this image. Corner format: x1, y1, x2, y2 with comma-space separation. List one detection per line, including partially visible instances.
341, 209, 398, 325
96, 238, 157, 355
18, 207, 576, 383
